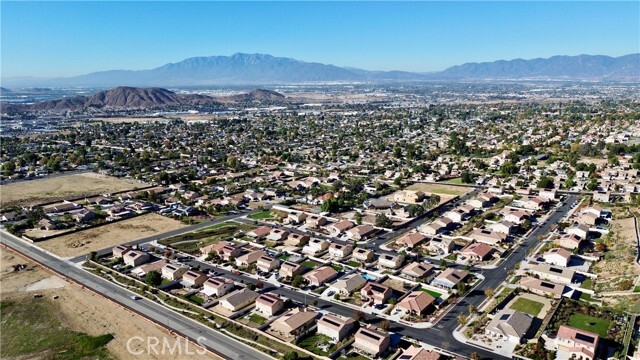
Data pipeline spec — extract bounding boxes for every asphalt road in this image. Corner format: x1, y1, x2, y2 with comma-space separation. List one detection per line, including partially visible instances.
0, 231, 272, 360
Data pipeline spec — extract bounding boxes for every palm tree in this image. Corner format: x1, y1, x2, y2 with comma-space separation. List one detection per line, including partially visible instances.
456, 314, 468, 326
484, 288, 495, 298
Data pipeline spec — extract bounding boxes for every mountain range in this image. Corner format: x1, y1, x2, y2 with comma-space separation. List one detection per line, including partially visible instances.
3, 53, 638, 87
0, 87, 286, 114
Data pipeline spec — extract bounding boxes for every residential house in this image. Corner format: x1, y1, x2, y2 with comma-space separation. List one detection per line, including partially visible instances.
519, 277, 565, 299
420, 217, 452, 235
182, 270, 208, 288
219, 288, 260, 312
112, 245, 132, 258
317, 314, 356, 342
491, 220, 516, 235
257, 255, 280, 273
527, 263, 575, 284
247, 226, 272, 240
485, 309, 533, 343
396, 291, 436, 316
539, 189, 557, 201
255, 293, 284, 317
330, 273, 367, 296
566, 224, 589, 240
131, 260, 167, 277
201, 277, 235, 297
397, 346, 442, 360
426, 237, 455, 255
303, 266, 338, 287
554, 234, 584, 250
279, 261, 305, 279
460, 242, 496, 262
378, 253, 405, 269
354, 326, 391, 357
328, 243, 354, 259
270, 308, 317, 339
161, 264, 189, 281
285, 233, 310, 247
287, 211, 308, 224
522, 196, 548, 211
330, 220, 355, 235
122, 250, 149, 267
593, 191, 610, 203
361, 282, 392, 305
555, 325, 600, 360
306, 215, 327, 228
431, 268, 468, 289
402, 262, 435, 279
267, 228, 290, 242
347, 225, 377, 240
303, 238, 330, 255
396, 232, 427, 249
73, 209, 96, 223
38, 218, 58, 230
236, 250, 266, 267
543, 248, 572, 267
471, 229, 507, 245
352, 248, 375, 262
393, 190, 427, 204
502, 209, 530, 224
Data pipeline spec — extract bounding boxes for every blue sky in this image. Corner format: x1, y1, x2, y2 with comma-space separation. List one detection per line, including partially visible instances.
1, 1, 639, 77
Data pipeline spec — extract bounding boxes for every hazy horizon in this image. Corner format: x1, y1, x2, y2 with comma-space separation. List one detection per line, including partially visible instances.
2, 1, 639, 78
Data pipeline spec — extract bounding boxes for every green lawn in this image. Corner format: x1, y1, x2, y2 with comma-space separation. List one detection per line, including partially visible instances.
420, 288, 442, 298
331, 264, 343, 272
278, 253, 291, 261
0, 299, 114, 359
248, 313, 267, 325
347, 260, 361, 267
297, 333, 337, 356
442, 177, 463, 185
568, 313, 612, 338
634, 286, 640, 293
509, 297, 545, 317
582, 278, 593, 290
248, 210, 274, 220
188, 294, 204, 305
302, 260, 318, 269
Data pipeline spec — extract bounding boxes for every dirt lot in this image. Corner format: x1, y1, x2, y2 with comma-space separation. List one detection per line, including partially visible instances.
37, 213, 185, 258
0, 172, 148, 207
593, 215, 640, 292
0, 248, 217, 360
405, 182, 472, 198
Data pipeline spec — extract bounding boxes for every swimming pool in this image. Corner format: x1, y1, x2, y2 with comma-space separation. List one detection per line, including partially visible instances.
361, 273, 377, 281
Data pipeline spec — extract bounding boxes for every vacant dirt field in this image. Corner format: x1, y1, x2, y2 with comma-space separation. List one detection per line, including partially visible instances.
0, 248, 216, 360
37, 213, 185, 258
0, 172, 148, 207
593, 215, 640, 292
406, 182, 473, 198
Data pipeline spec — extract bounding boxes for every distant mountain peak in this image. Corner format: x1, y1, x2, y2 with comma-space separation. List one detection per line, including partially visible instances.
1, 53, 638, 87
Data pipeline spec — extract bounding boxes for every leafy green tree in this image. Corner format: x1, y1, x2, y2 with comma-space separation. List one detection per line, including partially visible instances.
537, 176, 554, 189
375, 213, 392, 228
461, 171, 474, 184
145, 270, 162, 286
